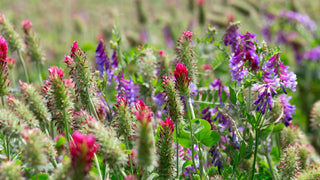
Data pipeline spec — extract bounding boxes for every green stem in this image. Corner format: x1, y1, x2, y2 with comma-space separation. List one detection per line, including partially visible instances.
87, 88, 100, 121
266, 153, 277, 180
63, 109, 70, 142
251, 129, 259, 180
175, 121, 179, 178
185, 95, 197, 173
94, 153, 103, 180
198, 142, 204, 179
17, 50, 29, 83
1, 96, 5, 107
5, 135, 10, 161
248, 86, 251, 113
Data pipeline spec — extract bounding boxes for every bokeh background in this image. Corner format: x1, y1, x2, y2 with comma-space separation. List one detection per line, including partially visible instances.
1, 0, 320, 149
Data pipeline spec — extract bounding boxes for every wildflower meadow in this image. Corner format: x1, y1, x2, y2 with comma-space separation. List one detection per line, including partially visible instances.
0, 0, 320, 179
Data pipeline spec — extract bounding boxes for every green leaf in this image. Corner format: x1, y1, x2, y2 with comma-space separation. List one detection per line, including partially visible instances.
182, 160, 193, 171
273, 123, 284, 132
125, 150, 131, 155
193, 119, 211, 140
200, 130, 220, 147
55, 136, 66, 148
221, 90, 227, 103
229, 86, 237, 104
31, 173, 49, 180
146, 173, 159, 180
152, 78, 158, 86
240, 141, 246, 158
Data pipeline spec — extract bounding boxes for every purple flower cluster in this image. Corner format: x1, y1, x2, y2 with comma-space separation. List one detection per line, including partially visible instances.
163, 26, 175, 48
303, 46, 320, 61
279, 94, 296, 126
202, 107, 233, 133
95, 41, 118, 84
115, 73, 139, 106
262, 53, 297, 92
224, 25, 260, 83
279, 9, 317, 31
153, 92, 164, 108
174, 143, 199, 177
252, 78, 279, 114
210, 78, 229, 104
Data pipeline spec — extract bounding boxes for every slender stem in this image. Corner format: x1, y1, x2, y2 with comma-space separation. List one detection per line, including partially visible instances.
1, 96, 5, 107
266, 153, 277, 180
198, 142, 203, 179
17, 50, 29, 83
248, 86, 251, 113
50, 158, 58, 169
63, 109, 70, 142
251, 128, 259, 180
185, 95, 197, 173
87, 88, 100, 121
94, 153, 103, 180
175, 121, 179, 178
5, 135, 10, 161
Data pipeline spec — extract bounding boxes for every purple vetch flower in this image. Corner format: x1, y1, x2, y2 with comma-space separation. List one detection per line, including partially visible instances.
201, 107, 217, 129
303, 46, 320, 61
210, 78, 229, 104
110, 49, 119, 69
279, 94, 296, 126
153, 92, 164, 108
190, 83, 198, 96
224, 23, 240, 52
115, 73, 139, 106
173, 143, 199, 177
209, 145, 223, 174
140, 28, 148, 44
226, 30, 260, 83
262, 53, 297, 92
163, 26, 175, 48
252, 78, 279, 114
95, 40, 109, 75
261, 26, 272, 43
279, 9, 317, 31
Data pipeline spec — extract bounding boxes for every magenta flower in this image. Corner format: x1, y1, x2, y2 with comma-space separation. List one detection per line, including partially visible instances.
160, 118, 174, 135
48, 66, 64, 81
71, 41, 79, 56
69, 131, 99, 177
174, 63, 190, 95
0, 36, 7, 60
134, 99, 153, 124
21, 20, 32, 34
182, 31, 195, 41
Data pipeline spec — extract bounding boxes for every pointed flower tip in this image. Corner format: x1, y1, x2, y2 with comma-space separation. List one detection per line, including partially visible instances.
48, 66, 64, 79
183, 31, 195, 41
21, 20, 32, 33
115, 95, 128, 108
174, 63, 190, 95
160, 118, 174, 134
134, 99, 153, 123
71, 41, 79, 54
197, 0, 205, 5
70, 131, 99, 175
0, 36, 7, 60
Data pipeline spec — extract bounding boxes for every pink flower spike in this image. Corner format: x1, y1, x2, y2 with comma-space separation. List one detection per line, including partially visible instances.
69, 131, 99, 176
197, 0, 205, 6
0, 36, 7, 60
183, 31, 195, 41
21, 20, 33, 33
160, 118, 175, 134
6, 57, 15, 68
71, 41, 79, 55
48, 66, 64, 80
